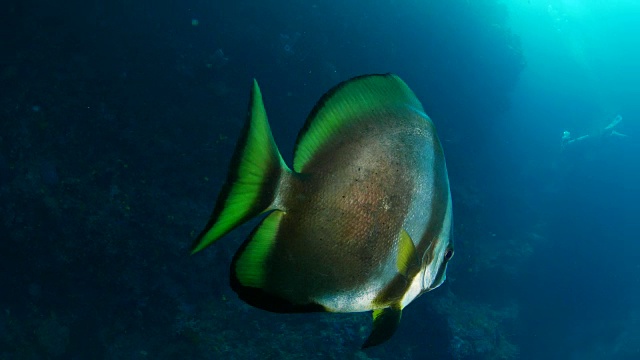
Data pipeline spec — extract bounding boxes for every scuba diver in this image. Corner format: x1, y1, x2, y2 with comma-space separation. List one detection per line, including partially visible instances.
561, 114, 628, 151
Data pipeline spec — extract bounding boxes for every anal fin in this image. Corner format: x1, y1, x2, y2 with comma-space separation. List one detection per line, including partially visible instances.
230, 210, 326, 314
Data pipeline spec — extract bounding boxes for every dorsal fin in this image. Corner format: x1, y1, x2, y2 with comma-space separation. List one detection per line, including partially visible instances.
292, 74, 424, 173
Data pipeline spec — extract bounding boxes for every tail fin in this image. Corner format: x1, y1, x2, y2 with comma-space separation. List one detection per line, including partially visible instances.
191, 80, 288, 254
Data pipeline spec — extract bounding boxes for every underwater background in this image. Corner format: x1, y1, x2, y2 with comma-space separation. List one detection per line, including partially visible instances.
1, 0, 639, 359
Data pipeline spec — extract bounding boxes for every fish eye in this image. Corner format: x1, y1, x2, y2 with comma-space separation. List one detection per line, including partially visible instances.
444, 249, 454, 261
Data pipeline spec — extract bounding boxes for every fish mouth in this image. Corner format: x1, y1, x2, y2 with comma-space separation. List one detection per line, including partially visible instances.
419, 242, 448, 292
428, 270, 447, 291
419, 242, 436, 290
423, 256, 448, 292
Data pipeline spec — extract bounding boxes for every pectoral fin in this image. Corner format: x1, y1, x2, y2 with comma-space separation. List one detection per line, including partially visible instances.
396, 228, 419, 278
362, 305, 402, 349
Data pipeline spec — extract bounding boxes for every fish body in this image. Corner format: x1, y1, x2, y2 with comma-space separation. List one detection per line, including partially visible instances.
192, 74, 454, 348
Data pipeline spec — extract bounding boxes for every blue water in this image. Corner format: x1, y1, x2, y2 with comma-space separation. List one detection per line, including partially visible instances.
1, 0, 638, 359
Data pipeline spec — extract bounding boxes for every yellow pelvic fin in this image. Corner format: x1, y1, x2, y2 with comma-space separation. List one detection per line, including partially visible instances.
362, 304, 403, 348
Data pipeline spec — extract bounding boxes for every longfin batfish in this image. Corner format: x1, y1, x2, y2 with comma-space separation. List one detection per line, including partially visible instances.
191, 74, 454, 348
